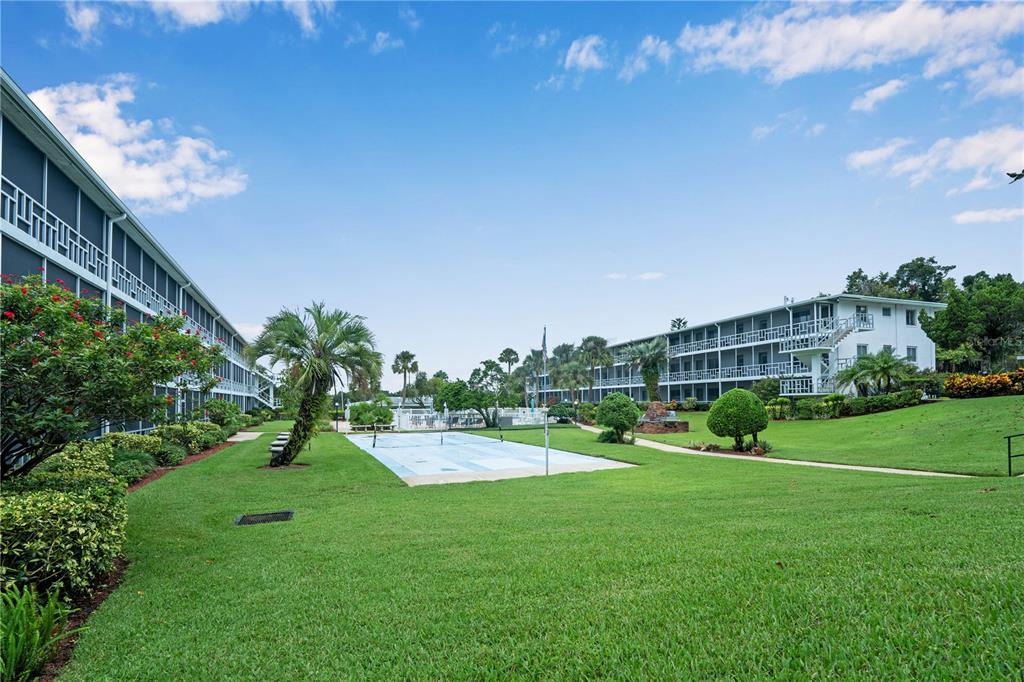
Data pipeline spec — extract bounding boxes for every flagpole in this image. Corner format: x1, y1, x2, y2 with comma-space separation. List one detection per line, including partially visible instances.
542, 326, 549, 476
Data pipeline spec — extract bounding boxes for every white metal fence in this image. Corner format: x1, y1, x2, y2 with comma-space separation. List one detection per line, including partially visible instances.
391, 407, 549, 431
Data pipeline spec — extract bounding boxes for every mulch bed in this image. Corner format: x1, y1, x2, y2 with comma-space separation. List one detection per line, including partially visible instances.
635, 422, 690, 434
126, 441, 236, 493
39, 557, 129, 682
41, 440, 237, 679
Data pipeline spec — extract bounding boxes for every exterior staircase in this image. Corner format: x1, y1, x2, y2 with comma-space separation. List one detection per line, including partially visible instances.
778, 313, 873, 353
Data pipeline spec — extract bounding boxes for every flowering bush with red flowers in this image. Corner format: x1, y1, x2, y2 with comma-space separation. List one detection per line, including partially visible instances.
1, 275, 223, 479
943, 369, 1024, 399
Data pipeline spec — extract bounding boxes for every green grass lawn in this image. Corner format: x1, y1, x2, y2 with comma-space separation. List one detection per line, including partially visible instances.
641, 396, 1022, 476
60, 428, 1022, 680
245, 419, 296, 432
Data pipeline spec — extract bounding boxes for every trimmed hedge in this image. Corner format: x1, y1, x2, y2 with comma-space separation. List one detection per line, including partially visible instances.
100, 432, 160, 456
944, 370, 1024, 399
150, 421, 225, 455
707, 389, 769, 450
1, 442, 127, 598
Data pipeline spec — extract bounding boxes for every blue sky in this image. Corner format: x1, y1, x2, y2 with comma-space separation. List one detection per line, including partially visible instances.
3, 1, 1022, 388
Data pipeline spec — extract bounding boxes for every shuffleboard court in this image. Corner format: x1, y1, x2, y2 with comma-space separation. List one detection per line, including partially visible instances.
347, 431, 634, 486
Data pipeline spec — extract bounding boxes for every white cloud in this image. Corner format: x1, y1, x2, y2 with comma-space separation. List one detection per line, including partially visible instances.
939, 80, 958, 91
62, 1, 333, 42
751, 124, 778, 141
344, 21, 367, 47
966, 59, 1024, 99
676, 2, 1024, 84
399, 7, 421, 31
564, 34, 607, 71
847, 126, 1024, 193
489, 23, 560, 55
603, 272, 666, 281
603, 272, 628, 280
534, 74, 565, 92
370, 31, 404, 54
845, 138, 913, 170
65, 1, 101, 46
635, 272, 665, 281
807, 123, 826, 138
619, 35, 672, 82
851, 78, 907, 113
29, 74, 247, 214
952, 207, 1024, 224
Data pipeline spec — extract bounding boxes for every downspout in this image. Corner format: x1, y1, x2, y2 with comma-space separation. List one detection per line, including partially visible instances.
100, 213, 127, 435
715, 323, 722, 401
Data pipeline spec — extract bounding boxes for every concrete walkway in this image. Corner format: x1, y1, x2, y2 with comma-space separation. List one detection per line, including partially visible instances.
576, 424, 968, 478
228, 431, 265, 442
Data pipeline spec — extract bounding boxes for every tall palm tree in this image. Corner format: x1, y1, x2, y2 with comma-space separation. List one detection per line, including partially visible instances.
835, 356, 875, 397
520, 349, 544, 407
627, 337, 668, 402
551, 342, 577, 366
549, 360, 591, 404
579, 335, 612, 403
670, 317, 688, 331
498, 347, 520, 376
391, 350, 418, 406
249, 302, 381, 467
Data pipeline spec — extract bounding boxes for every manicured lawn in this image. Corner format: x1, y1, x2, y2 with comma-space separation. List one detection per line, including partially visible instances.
245, 419, 295, 432
641, 397, 1022, 476
60, 428, 1022, 679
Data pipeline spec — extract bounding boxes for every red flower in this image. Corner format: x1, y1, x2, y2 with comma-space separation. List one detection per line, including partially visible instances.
3, 311, 14, 320
181, 309, 187, 316
51, 295, 62, 302
166, 395, 174, 405
52, 349, 60, 356
31, 358, 39, 365
20, 287, 27, 294
153, 333, 161, 340
94, 330, 104, 339
37, 331, 46, 338
32, 306, 42, 314
55, 279, 64, 285
36, 266, 44, 271
125, 351, 133, 358
191, 359, 197, 367
185, 329, 191, 335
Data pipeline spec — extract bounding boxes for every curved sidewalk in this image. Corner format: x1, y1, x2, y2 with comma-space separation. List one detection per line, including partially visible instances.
576, 424, 968, 478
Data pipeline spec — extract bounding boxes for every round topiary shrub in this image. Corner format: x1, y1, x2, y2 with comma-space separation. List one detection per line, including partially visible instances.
706, 388, 769, 451
595, 392, 642, 444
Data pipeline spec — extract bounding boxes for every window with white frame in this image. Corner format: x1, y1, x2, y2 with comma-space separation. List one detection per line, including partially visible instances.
906, 346, 917, 362
856, 305, 868, 315
906, 309, 917, 325
883, 344, 893, 353
857, 344, 869, 357
882, 307, 892, 317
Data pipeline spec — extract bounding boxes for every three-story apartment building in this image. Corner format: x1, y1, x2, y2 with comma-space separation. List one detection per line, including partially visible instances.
1, 69, 276, 430
540, 294, 945, 404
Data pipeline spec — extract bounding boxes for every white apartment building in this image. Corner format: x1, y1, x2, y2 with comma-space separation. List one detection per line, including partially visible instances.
540, 294, 946, 403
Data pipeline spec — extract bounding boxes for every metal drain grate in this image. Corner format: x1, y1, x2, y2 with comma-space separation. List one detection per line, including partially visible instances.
234, 511, 293, 526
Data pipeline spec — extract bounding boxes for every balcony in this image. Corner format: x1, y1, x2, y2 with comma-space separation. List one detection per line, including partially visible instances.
1, 175, 108, 282
590, 361, 810, 389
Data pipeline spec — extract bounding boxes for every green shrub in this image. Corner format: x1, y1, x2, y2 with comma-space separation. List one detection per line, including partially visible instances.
577, 401, 597, 424
349, 401, 393, 426
596, 428, 619, 443
200, 398, 241, 426
751, 377, 780, 403
1, 443, 126, 598
1, 586, 78, 682
100, 432, 160, 456
707, 388, 769, 451
595, 392, 641, 444
110, 459, 151, 484
765, 397, 791, 420
548, 403, 575, 424
154, 441, 186, 466
794, 398, 817, 420
150, 423, 203, 454
680, 396, 699, 411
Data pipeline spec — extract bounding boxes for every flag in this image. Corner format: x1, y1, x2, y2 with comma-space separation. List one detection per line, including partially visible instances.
541, 327, 548, 374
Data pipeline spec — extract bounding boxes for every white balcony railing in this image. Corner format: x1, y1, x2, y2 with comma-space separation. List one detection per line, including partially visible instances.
1, 175, 108, 281
588, 361, 810, 389
111, 260, 177, 316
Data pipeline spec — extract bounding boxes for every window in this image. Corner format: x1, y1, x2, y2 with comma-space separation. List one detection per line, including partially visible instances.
883, 345, 893, 353
906, 346, 917, 362
857, 344, 869, 357
758, 352, 768, 366
736, 321, 745, 334
856, 305, 868, 315
759, 320, 768, 330
737, 353, 745, 366
906, 310, 917, 325
882, 307, 892, 317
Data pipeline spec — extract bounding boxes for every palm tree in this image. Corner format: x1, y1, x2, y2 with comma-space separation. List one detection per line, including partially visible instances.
550, 360, 590, 404
498, 347, 520, 376
579, 335, 612, 403
520, 349, 544, 407
249, 302, 381, 467
627, 337, 668, 402
836, 348, 914, 396
391, 350, 418, 406
550, 342, 577, 366
670, 317, 688, 331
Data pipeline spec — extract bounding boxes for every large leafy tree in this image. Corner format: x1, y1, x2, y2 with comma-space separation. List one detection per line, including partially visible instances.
519, 349, 544, 407
498, 347, 519, 376
435, 361, 518, 427
390, 350, 418, 407
1, 276, 220, 478
579, 335, 612, 403
249, 302, 381, 466
923, 272, 1024, 370
627, 337, 668, 402
550, 360, 592, 404
843, 257, 955, 302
